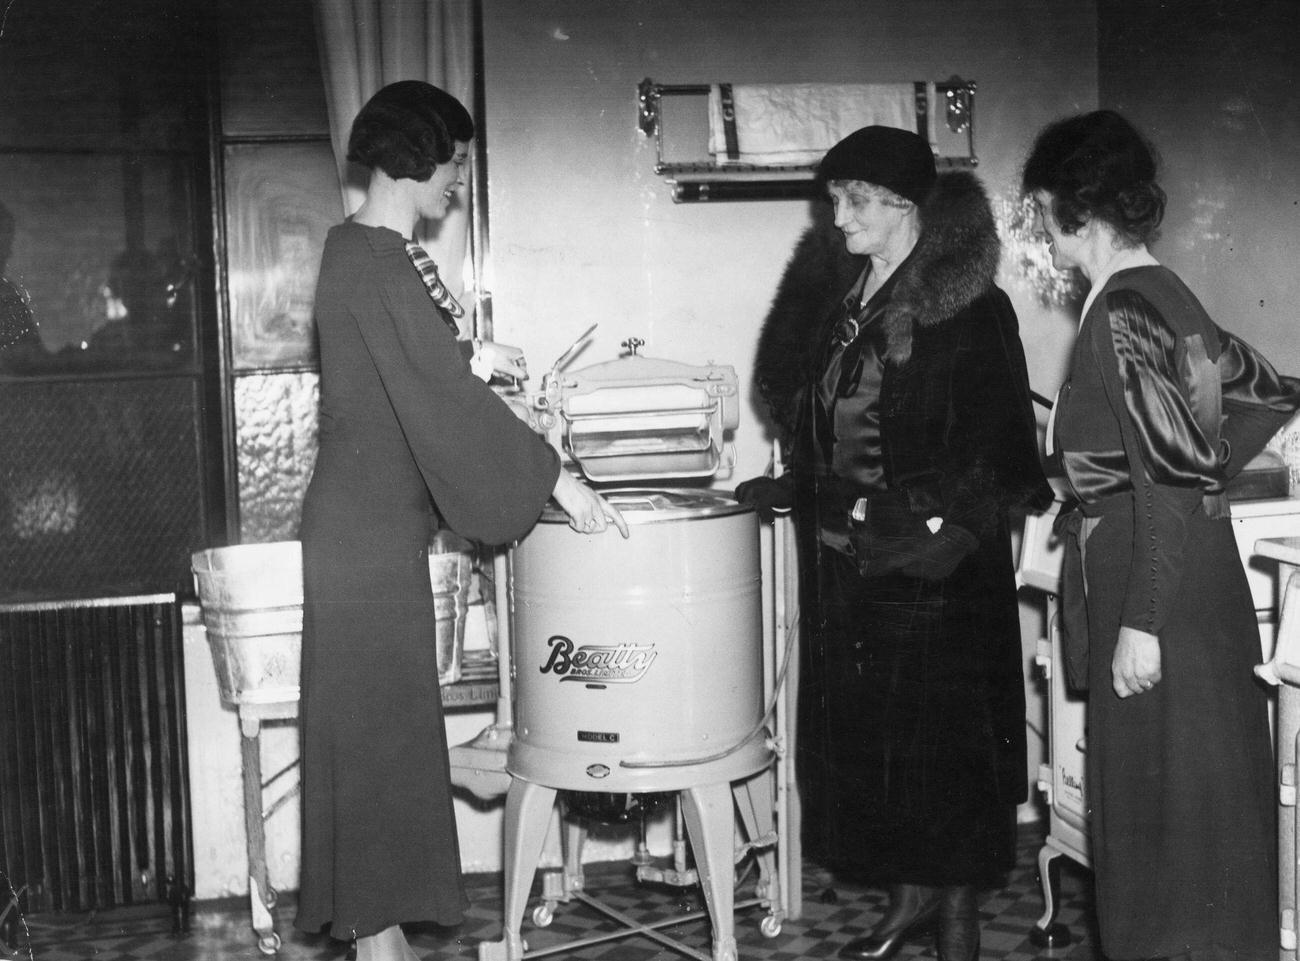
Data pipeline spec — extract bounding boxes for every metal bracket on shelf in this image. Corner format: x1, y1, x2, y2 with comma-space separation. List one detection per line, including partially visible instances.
637, 76, 978, 203
942, 75, 976, 134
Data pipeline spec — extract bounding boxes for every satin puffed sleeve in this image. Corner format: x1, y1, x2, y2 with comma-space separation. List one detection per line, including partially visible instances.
1104, 288, 1216, 636
1217, 329, 1300, 478
353, 270, 560, 546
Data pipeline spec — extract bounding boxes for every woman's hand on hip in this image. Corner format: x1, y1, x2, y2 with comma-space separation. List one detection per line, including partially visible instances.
1112, 626, 1161, 698
552, 468, 629, 538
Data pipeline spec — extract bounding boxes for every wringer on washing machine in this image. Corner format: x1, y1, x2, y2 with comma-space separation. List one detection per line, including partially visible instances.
471, 328, 797, 961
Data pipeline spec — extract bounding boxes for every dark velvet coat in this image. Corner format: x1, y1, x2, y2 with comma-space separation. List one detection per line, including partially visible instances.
758, 172, 1052, 885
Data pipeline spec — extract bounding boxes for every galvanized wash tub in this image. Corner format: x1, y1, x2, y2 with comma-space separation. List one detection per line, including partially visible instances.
191, 541, 472, 706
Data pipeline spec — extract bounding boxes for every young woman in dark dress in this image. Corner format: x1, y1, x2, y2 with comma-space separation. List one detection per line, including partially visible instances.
293, 81, 625, 961
1024, 109, 1299, 961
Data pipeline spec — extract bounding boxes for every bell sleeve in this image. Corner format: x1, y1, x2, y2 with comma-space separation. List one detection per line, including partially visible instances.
1104, 288, 1217, 636
351, 271, 561, 546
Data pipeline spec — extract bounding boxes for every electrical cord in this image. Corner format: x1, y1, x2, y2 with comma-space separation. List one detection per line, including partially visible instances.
618, 603, 800, 770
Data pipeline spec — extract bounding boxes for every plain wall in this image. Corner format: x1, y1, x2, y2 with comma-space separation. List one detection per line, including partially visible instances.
1099, 0, 1300, 374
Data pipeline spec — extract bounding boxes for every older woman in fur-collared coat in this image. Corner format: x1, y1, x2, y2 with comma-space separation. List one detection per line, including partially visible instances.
737, 127, 1051, 961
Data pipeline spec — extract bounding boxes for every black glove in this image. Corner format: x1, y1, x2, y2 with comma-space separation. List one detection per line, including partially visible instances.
848, 490, 928, 577
898, 524, 979, 580
734, 475, 794, 522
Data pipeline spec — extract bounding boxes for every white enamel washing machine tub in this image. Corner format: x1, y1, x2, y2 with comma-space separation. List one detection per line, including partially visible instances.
479, 488, 784, 961
509, 489, 770, 792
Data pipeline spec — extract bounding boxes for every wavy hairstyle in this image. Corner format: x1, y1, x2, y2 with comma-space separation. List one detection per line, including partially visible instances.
346, 80, 474, 182
1022, 109, 1166, 247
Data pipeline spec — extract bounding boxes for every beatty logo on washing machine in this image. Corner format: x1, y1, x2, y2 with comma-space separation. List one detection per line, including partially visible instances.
538, 635, 657, 683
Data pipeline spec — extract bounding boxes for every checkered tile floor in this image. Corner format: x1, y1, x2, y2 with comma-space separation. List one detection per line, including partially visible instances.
5, 826, 1099, 961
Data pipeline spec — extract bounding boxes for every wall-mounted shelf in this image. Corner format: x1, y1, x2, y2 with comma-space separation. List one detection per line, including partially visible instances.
637, 76, 977, 203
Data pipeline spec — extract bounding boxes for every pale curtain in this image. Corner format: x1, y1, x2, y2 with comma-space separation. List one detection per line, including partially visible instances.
313, 0, 480, 327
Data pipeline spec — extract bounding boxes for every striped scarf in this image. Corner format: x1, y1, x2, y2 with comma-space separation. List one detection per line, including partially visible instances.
404, 241, 464, 335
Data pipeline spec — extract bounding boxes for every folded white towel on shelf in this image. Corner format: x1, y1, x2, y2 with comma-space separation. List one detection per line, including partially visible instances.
707, 82, 934, 166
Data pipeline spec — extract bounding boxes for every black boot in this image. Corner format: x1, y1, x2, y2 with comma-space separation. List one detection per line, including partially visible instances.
839, 883, 939, 960
935, 885, 980, 961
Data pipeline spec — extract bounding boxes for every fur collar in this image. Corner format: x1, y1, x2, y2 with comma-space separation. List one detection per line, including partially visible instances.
753, 203, 862, 439
877, 169, 1001, 365
754, 170, 1001, 437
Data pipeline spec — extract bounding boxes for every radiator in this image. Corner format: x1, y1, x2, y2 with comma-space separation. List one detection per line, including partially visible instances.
0, 595, 193, 916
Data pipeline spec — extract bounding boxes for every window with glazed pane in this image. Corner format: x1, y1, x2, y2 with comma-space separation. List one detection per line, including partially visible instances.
0, 0, 214, 602
0, 0, 340, 600
216, 0, 339, 545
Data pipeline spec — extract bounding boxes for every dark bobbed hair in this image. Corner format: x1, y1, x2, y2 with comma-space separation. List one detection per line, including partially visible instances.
346, 80, 475, 182
1022, 109, 1166, 246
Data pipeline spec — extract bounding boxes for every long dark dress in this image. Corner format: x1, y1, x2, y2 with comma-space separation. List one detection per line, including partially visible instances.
785, 172, 1051, 886
295, 221, 559, 939
1054, 264, 1288, 960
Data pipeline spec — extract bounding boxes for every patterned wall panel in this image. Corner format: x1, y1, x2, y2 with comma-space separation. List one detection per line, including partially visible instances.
224, 143, 342, 371
236, 372, 320, 544
0, 378, 204, 602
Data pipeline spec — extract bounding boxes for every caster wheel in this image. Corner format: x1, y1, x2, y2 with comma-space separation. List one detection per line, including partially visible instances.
759, 915, 782, 938
257, 931, 282, 955
531, 903, 554, 928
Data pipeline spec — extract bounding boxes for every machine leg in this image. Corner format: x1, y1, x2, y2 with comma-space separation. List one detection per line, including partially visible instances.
562, 807, 586, 893
1278, 567, 1300, 960
681, 782, 740, 961
779, 764, 802, 922
1284, 686, 1300, 959
238, 722, 281, 955
479, 778, 557, 961
775, 515, 803, 923
1029, 843, 1071, 948
733, 771, 777, 906
533, 803, 586, 927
